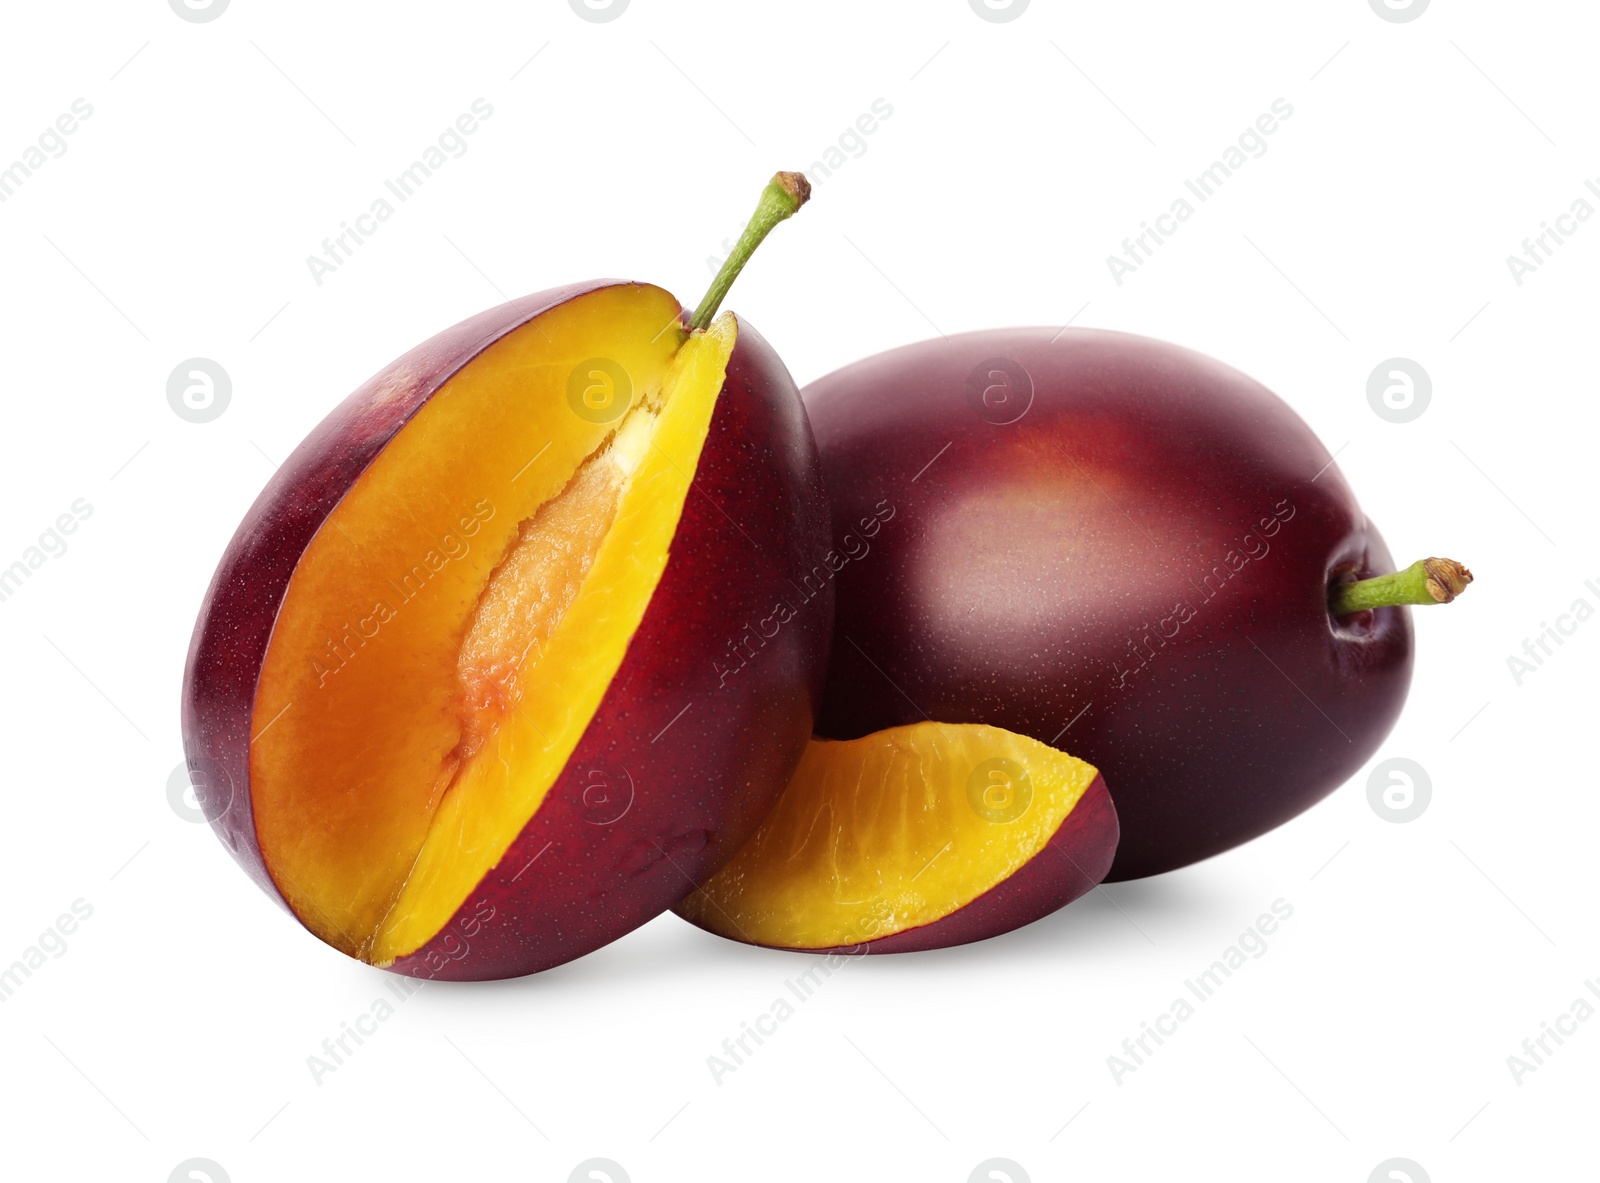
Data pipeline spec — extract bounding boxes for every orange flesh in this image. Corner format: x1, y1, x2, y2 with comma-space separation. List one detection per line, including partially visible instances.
677, 722, 1100, 949
249, 286, 736, 964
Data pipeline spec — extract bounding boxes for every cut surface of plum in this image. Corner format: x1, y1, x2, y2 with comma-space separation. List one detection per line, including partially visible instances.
676, 722, 1113, 951
247, 284, 737, 965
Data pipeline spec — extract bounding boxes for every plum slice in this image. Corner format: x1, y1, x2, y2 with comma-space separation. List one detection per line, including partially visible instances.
675, 722, 1118, 953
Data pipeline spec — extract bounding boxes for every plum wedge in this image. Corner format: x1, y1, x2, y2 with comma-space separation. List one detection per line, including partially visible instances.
676, 722, 1117, 953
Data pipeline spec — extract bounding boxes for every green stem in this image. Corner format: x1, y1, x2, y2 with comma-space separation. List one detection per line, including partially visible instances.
1331, 557, 1474, 615
688, 171, 811, 332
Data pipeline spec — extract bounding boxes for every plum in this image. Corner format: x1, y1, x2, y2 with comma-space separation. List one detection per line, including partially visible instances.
182, 175, 835, 978
802, 329, 1470, 880
676, 722, 1117, 952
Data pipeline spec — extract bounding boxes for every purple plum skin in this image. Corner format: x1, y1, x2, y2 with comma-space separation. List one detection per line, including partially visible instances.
802, 328, 1414, 881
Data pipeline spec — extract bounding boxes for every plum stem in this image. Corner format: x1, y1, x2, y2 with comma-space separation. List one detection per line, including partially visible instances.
687, 171, 811, 332
1331, 557, 1473, 615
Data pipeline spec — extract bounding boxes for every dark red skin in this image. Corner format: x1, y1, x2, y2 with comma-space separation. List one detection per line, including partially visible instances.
803, 329, 1414, 881
181, 282, 834, 979
799, 774, 1117, 956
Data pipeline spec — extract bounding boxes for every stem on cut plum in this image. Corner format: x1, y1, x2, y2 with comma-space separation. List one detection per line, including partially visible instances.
1330, 557, 1474, 615
687, 171, 812, 332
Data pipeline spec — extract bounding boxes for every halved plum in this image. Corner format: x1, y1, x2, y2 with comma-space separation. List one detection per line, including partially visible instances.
675, 722, 1117, 953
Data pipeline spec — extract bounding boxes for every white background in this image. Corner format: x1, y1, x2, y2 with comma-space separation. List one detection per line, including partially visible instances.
0, 1, 1594, 1180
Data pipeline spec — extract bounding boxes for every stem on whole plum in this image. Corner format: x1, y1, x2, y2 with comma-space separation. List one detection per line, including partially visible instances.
1330, 557, 1473, 615
687, 171, 811, 332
